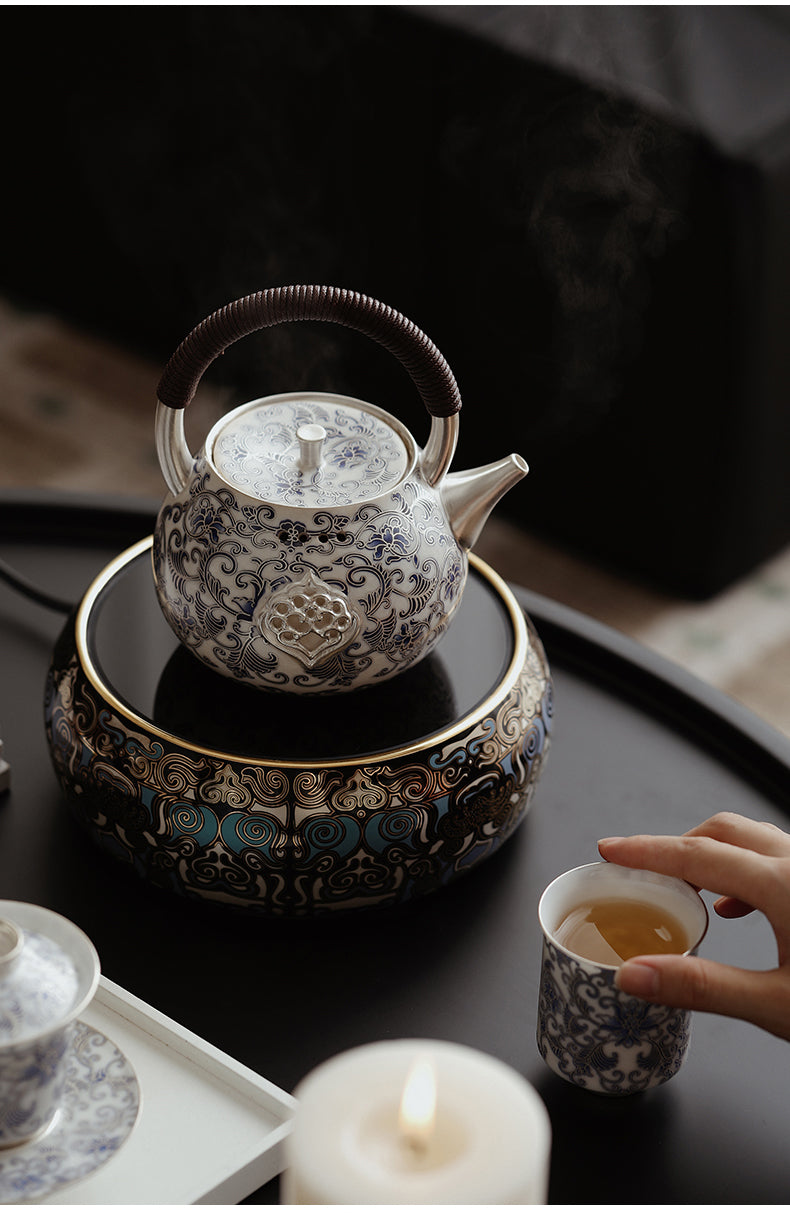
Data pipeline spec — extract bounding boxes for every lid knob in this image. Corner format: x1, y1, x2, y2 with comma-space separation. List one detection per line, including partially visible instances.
0, 919, 22, 969
297, 423, 327, 473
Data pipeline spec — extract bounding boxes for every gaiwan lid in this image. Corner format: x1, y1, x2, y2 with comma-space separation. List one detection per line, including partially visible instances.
208, 394, 412, 508
0, 901, 100, 1044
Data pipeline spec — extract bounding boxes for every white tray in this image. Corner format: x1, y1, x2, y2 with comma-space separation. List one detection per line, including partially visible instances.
45, 976, 297, 1204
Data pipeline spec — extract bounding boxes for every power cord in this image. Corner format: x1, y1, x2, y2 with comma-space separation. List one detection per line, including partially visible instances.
0, 554, 75, 614
0, 546, 93, 796
0, 737, 9, 795
0, 554, 76, 795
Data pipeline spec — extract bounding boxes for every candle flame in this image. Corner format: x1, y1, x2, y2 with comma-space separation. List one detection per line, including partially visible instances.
398, 1056, 437, 1152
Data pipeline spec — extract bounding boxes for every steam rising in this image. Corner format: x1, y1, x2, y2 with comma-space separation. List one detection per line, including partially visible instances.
524, 93, 690, 431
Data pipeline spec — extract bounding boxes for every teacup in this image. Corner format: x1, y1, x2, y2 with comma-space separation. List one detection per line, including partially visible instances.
536, 862, 708, 1096
0, 900, 100, 1147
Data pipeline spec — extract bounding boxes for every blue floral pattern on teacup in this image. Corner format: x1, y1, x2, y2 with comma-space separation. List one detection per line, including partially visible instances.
537, 938, 692, 1095
0, 928, 87, 1149
0, 931, 79, 1042
0, 1028, 72, 1146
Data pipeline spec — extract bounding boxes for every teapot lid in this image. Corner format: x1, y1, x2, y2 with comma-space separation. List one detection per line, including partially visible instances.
0, 903, 98, 1044
209, 394, 412, 508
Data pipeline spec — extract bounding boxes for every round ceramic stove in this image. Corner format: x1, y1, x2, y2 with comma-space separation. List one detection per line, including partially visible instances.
45, 541, 552, 914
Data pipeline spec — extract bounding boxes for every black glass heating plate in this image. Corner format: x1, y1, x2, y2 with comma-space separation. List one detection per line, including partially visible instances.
87, 547, 516, 762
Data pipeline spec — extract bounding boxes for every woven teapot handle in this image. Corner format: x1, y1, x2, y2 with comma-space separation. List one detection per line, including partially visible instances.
155, 286, 461, 493
157, 285, 462, 417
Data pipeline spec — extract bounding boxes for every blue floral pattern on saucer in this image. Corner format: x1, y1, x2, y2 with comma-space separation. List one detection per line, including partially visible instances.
0, 1021, 140, 1203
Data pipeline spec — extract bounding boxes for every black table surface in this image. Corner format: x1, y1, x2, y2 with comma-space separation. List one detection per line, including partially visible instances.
2, 491, 790, 1204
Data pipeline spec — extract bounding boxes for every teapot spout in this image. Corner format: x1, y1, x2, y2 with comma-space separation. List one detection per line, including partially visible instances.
442, 454, 528, 552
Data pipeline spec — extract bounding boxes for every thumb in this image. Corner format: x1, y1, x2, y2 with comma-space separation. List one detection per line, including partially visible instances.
615, 954, 790, 1042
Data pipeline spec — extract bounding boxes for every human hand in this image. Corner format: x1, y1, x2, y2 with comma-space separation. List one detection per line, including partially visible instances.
597, 812, 790, 1041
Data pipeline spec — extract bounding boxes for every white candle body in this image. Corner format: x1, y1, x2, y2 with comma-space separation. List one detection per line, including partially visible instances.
282, 1039, 551, 1204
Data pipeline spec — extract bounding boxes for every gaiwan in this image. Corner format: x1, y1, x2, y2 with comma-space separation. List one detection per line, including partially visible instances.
153, 285, 527, 694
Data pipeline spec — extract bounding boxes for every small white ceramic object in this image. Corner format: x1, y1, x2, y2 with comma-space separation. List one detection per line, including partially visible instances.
0, 901, 99, 1147
153, 286, 527, 693
537, 862, 708, 1096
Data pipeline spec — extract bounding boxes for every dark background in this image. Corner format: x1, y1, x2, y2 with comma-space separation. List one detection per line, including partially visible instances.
2, 5, 790, 597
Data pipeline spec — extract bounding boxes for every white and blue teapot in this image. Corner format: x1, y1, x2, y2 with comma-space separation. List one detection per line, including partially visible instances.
153, 286, 527, 694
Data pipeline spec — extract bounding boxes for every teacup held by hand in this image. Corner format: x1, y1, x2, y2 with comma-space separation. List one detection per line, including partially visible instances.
537, 862, 708, 1096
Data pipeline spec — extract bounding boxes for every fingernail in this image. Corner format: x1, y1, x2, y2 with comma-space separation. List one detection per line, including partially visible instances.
615, 961, 660, 998
597, 836, 623, 848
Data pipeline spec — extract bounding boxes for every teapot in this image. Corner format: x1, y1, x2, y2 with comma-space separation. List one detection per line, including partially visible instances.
152, 286, 527, 694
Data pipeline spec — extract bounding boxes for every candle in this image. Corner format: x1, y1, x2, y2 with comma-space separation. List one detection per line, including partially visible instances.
282, 1039, 551, 1204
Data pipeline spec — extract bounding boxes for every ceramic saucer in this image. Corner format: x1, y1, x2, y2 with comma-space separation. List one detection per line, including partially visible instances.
0, 1020, 140, 1203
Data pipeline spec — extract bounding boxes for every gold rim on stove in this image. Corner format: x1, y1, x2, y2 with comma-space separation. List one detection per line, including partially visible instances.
75, 538, 529, 769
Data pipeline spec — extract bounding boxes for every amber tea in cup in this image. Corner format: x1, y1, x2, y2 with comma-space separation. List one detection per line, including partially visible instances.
554, 896, 690, 964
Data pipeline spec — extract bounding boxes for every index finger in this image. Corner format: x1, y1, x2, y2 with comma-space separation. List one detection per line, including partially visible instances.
597, 832, 789, 920
684, 812, 790, 858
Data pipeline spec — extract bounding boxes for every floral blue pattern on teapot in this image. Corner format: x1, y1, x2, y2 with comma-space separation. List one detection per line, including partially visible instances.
152, 287, 527, 694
